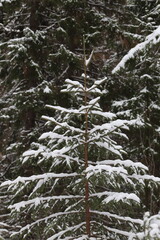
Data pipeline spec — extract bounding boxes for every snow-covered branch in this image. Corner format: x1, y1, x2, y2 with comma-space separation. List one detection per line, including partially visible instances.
1, 172, 78, 187
11, 211, 81, 238
9, 195, 83, 211
112, 26, 160, 73
91, 210, 143, 225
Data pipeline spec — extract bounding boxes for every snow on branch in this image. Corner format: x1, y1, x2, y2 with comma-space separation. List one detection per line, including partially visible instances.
90, 110, 115, 119
44, 106, 115, 121
88, 77, 107, 92
61, 78, 84, 94
88, 97, 100, 106
90, 191, 140, 204
85, 50, 94, 67
62, 77, 107, 95
1, 172, 78, 187
91, 210, 143, 225
112, 26, 160, 73
45, 105, 85, 115
89, 119, 129, 136
9, 195, 83, 211
130, 174, 160, 183
41, 115, 83, 133
11, 211, 81, 238
0, 0, 13, 6
86, 165, 128, 179
47, 222, 86, 240
103, 225, 136, 239
137, 212, 160, 240
99, 159, 148, 171
64, 79, 84, 90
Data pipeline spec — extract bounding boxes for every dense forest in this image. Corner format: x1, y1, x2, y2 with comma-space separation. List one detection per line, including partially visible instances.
0, 0, 160, 239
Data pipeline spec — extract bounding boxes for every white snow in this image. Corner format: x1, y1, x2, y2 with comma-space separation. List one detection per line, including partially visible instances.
92, 141, 123, 158
129, 117, 145, 127
99, 159, 148, 171
91, 191, 140, 204
112, 26, 160, 73
88, 97, 100, 106
43, 86, 51, 93
152, 103, 160, 110
0, 0, 13, 6
11, 211, 80, 238
91, 210, 143, 225
86, 164, 128, 179
135, 213, 160, 240
41, 115, 83, 133
56, 27, 66, 34
62, 77, 107, 95
64, 79, 84, 90
85, 50, 94, 67
103, 225, 136, 239
23, 149, 41, 157
90, 110, 116, 119
1, 172, 78, 187
29, 179, 44, 196
89, 120, 129, 137
45, 105, 85, 115
47, 222, 85, 240
156, 127, 160, 133
140, 74, 152, 80
9, 195, 83, 211
140, 87, 149, 94
130, 174, 160, 183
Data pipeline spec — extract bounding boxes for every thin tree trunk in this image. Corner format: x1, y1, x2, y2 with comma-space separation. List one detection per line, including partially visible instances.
83, 38, 91, 237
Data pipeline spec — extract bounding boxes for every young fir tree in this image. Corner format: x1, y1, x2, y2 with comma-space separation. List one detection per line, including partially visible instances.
1, 49, 155, 240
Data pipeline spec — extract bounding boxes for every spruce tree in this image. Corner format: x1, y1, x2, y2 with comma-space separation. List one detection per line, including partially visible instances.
112, 15, 160, 218
1, 49, 153, 240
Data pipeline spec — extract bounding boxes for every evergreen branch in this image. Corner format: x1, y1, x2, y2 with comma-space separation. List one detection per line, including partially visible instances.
112, 26, 160, 73
1, 173, 79, 187
11, 211, 83, 238
47, 222, 86, 240
41, 116, 84, 133
9, 195, 84, 211
103, 225, 136, 238
91, 210, 143, 225
45, 105, 85, 115
90, 191, 140, 204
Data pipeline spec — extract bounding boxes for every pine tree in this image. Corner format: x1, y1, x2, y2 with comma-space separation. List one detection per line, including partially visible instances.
1, 49, 153, 240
